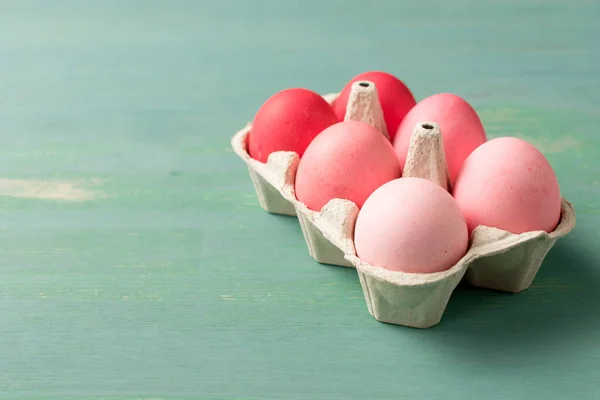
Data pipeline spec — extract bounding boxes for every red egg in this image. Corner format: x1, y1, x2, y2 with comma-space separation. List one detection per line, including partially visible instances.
452, 137, 562, 235
332, 71, 416, 141
248, 88, 338, 163
295, 121, 401, 211
393, 93, 487, 183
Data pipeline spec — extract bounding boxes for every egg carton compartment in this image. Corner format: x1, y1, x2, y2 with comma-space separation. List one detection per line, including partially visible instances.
349, 194, 574, 328
231, 126, 299, 217
231, 82, 576, 328
232, 123, 357, 268
231, 91, 360, 267
231, 93, 342, 217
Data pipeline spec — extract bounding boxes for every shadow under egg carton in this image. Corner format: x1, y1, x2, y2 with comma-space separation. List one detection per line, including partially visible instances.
231, 82, 576, 328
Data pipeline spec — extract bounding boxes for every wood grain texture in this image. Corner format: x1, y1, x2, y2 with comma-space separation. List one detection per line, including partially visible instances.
1, 0, 599, 399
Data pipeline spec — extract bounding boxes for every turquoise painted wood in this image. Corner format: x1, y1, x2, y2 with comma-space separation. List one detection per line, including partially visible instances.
1, 1, 599, 399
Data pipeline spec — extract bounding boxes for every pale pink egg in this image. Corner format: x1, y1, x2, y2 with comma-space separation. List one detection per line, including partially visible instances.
295, 121, 401, 211
332, 71, 416, 141
452, 137, 562, 235
393, 93, 487, 183
354, 177, 469, 273
248, 88, 338, 163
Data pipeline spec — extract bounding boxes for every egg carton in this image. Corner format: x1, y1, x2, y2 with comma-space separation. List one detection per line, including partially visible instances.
231, 81, 576, 328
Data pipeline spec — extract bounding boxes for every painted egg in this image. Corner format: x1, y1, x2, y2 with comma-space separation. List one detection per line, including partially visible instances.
295, 121, 401, 211
332, 71, 416, 141
393, 93, 487, 183
452, 137, 562, 234
354, 177, 469, 273
248, 88, 338, 163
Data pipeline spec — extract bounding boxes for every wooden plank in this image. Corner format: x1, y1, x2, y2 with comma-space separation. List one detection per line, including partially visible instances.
0, 1, 599, 399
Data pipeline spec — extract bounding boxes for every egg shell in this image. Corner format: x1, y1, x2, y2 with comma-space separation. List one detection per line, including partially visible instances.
248, 88, 338, 163
452, 136, 562, 235
231, 90, 576, 328
295, 120, 401, 211
355, 177, 469, 273
333, 71, 416, 141
393, 93, 487, 183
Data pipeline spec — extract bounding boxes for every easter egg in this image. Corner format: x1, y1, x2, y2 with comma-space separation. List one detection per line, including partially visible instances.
354, 177, 468, 273
248, 88, 338, 163
295, 121, 401, 211
393, 93, 487, 183
452, 137, 562, 235
332, 71, 416, 141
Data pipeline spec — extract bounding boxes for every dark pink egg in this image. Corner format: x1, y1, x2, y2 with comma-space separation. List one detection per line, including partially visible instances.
452, 137, 562, 235
332, 71, 416, 141
295, 121, 401, 211
393, 93, 487, 184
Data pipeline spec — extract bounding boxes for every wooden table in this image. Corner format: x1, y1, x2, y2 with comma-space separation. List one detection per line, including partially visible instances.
1, 1, 599, 399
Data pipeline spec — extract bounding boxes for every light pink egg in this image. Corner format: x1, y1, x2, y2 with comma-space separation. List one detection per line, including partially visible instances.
393, 93, 487, 183
295, 121, 401, 211
354, 177, 469, 273
452, 137, 562, 235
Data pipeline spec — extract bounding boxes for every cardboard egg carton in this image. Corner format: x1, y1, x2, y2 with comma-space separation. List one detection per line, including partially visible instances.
231, 82, 576, 328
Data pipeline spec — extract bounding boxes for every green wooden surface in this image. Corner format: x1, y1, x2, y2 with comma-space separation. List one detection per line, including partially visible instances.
1, 1, 599, 399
